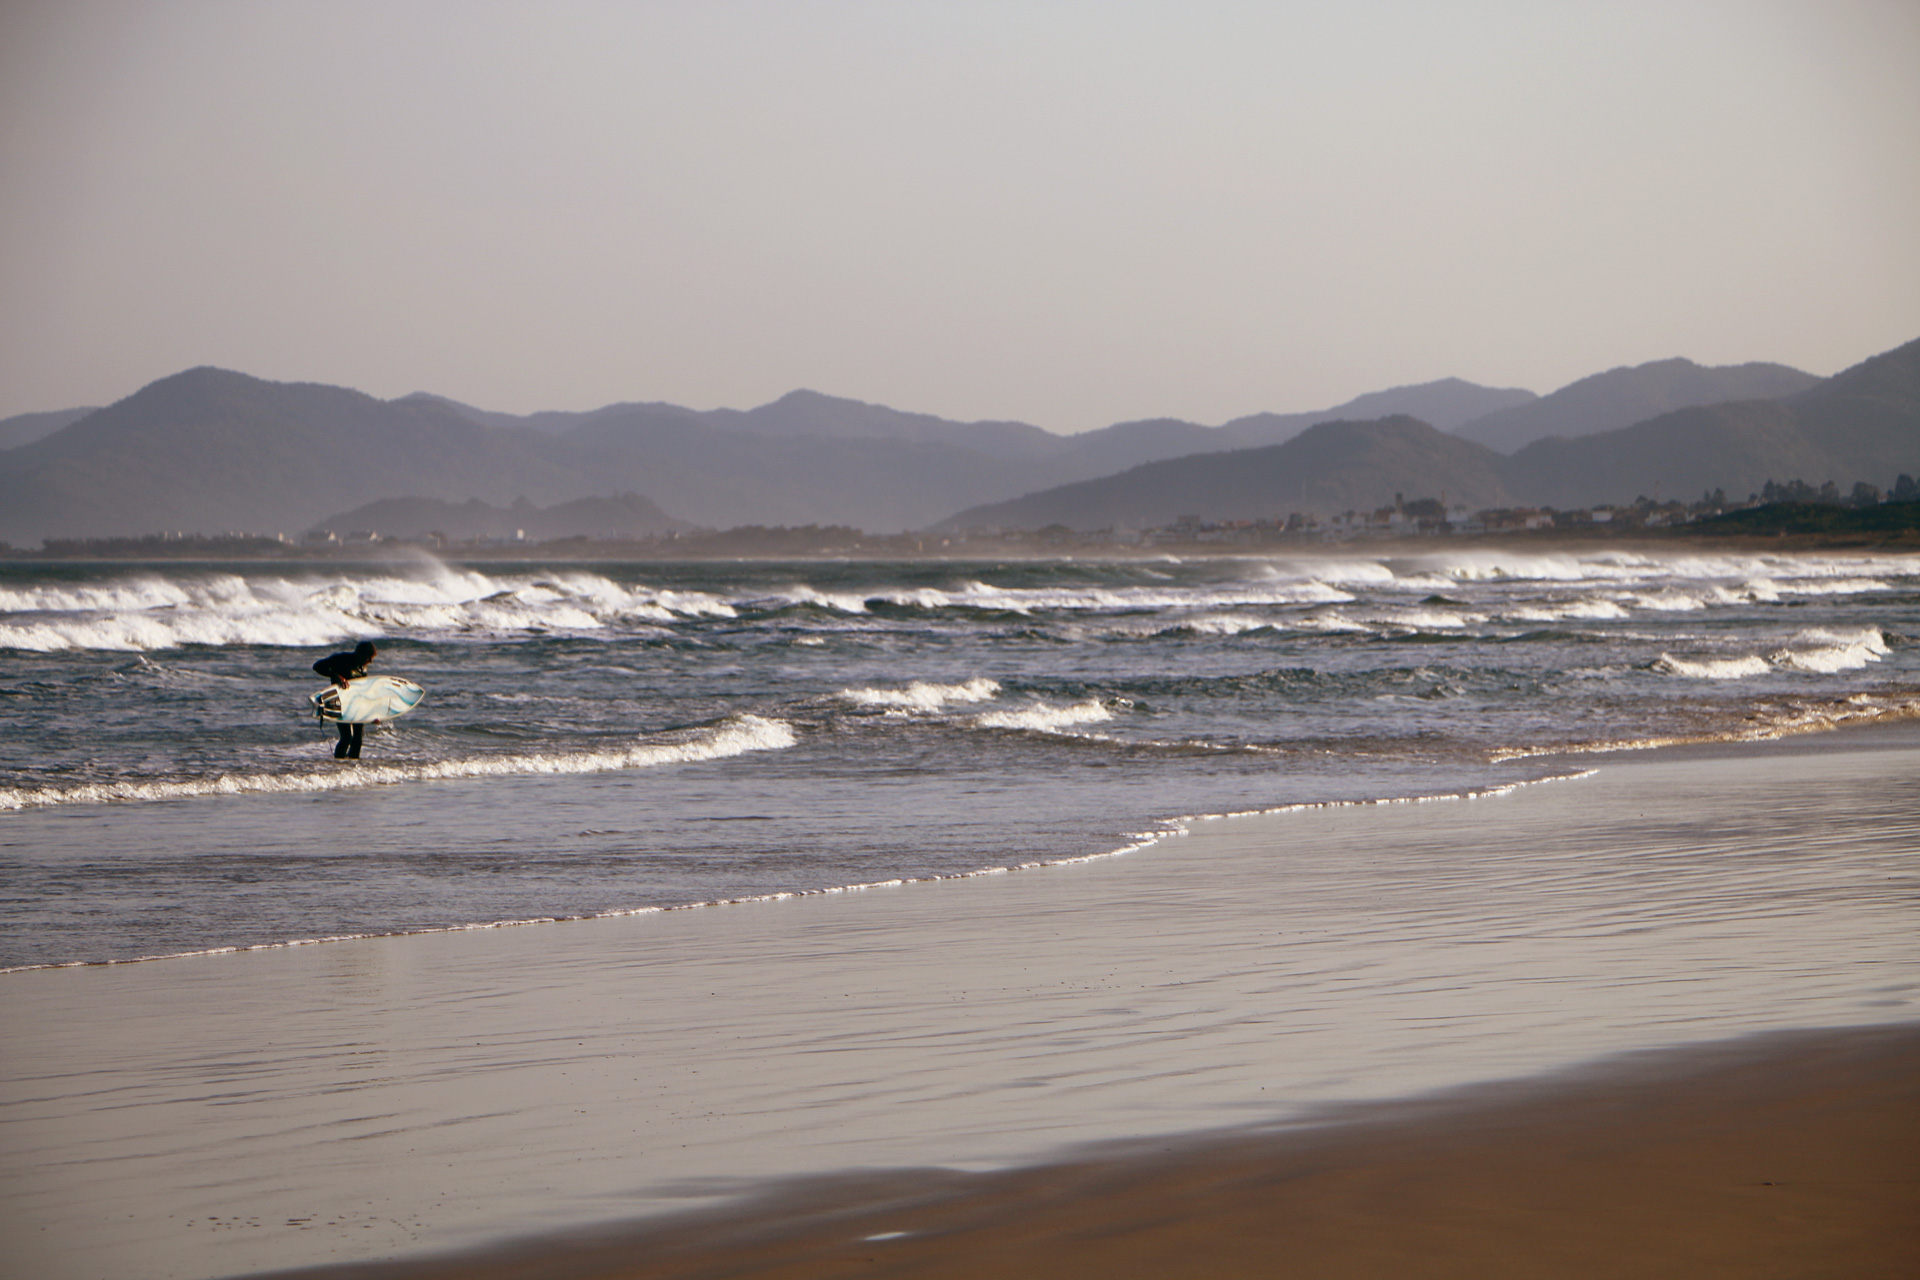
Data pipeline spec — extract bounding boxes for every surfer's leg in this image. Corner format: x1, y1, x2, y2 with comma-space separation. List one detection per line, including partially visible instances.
346, 723, 364, 759
335, 723, 353, 758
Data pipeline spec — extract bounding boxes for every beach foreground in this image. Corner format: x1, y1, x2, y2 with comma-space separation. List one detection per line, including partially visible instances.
268, 1022, 1920, 1280
3, 722, 1917, 1279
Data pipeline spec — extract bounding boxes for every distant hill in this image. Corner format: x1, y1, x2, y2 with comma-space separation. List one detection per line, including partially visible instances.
1452, 358, 1818, 453
938, 417, 1516, 531
1503, 337, 1920, 508
401, 388, 1066, 458
8, 342, 1906, 546
939, 338, 1920, 530
1223, 377, 1535, 447
0, 369, 598, 543
0, 407, 98, 451
311, 493, 687, 542
1057, 379, 1536, 477
705, 389, 1066, 457
0, 368, 1536, 544
0, 371, 1058, 540
550, 409, 1051, 530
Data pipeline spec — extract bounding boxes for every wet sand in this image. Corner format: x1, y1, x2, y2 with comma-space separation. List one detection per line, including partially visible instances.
3, 722, 1917, 1280
262, 1022, 1920, 1280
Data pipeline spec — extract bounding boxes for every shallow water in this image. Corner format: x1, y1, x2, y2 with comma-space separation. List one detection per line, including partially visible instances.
2, 548, 1918, 969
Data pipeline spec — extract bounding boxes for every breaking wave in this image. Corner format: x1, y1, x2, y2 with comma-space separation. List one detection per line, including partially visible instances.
838, 678, 1001, 711
0, 568, 735, 651
4, 552, 1915, 652
973, 699, 1116, 732
0, 714, 795, 811
1654, 628, 1889, 680
1772, 627, 1890, 673
1652, 654, 1773, 680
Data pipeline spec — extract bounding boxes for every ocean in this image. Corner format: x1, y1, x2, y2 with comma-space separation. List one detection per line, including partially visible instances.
2, 546, 1917, 973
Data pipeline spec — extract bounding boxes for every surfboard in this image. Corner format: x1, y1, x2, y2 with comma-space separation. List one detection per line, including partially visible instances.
310, 675, 426, 725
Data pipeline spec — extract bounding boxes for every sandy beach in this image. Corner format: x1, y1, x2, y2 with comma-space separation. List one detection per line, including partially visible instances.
3, 721, 1917, 1280
264, 1023, 1920, 1280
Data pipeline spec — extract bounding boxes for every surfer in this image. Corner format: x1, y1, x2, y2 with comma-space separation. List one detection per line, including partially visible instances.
313, 641, 378, 759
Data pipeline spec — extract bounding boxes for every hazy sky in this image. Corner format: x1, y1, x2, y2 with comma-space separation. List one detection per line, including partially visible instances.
2, 1, 1916, 431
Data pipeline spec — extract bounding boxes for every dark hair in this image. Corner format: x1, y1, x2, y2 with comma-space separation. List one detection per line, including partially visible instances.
355, 641, 378, 658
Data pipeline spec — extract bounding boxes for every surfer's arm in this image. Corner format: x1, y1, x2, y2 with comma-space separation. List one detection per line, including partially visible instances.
313, 653, 365, 685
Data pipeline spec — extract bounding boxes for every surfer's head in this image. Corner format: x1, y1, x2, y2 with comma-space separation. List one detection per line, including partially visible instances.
354, 641, 378, 660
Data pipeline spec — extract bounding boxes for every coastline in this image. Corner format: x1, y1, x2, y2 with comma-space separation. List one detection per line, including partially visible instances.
2, 718, 1916, 1280
257, 1022, 1920, 1280
7, 512, 1920, 564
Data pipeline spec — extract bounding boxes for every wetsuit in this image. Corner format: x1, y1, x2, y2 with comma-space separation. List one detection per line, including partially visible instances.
313, 642, 377, 758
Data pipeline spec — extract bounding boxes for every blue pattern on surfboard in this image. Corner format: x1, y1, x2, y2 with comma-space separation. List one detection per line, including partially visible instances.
310, 676, 426, 724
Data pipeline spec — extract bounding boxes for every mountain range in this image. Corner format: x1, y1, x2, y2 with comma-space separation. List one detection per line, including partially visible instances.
1451, 359, 1818, 453
0, 373, 1531, 543
943, 338, 1920, 530
1, 341, 1912, 546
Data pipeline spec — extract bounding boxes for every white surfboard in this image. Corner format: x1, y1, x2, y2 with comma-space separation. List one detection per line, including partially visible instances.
310, 675, 426, 725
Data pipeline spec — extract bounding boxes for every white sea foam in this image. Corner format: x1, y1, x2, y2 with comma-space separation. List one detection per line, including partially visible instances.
1161, 613, 1275, 636
0, 715, 795, 811
7, 552, 1911, 652
870, 579, 1355, 615
1367, 607, 1482, 630
0, 578, 197, 613
1375, 550, 1917, 592
1500, 598, 1631, 623
1652, 628, 1890, 680
1093, 612, 1281, 638
1622, 588, 1712, 612
1287, 611, 1373, 633
1771, 627, 1890, 673
1401, 553, 1612, 584
0, 568, 738, 651
839, 678, 1001, 711
1652, 653, 1773, 680
1779, 578, 1890, 596
1493, 692, 1920, 761
766, 585, 875, 613
972, 699, 1114, 732
1364, 549, 1907, 594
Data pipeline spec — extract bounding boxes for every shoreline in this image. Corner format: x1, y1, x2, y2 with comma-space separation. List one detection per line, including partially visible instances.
7, 706, 1915, 977
3, 718, 1916, 1279
255, 1021, 1920, 1280
7, 522, 1920, 564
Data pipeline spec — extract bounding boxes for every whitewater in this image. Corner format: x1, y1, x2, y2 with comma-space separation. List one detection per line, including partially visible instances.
2, 548, 1917, 970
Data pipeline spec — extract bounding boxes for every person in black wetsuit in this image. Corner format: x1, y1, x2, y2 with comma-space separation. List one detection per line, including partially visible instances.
313, 641, 378, 758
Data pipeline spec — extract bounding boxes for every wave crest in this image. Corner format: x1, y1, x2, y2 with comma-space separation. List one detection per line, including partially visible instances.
838, 678, 1002, 711
0, 568, 736, 651
973, 699, 1115, 732
1654, 628, 1888, 680
0, 715, 795, 811
1652, 653, 1772, 680
1772, 628, 1890, 673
